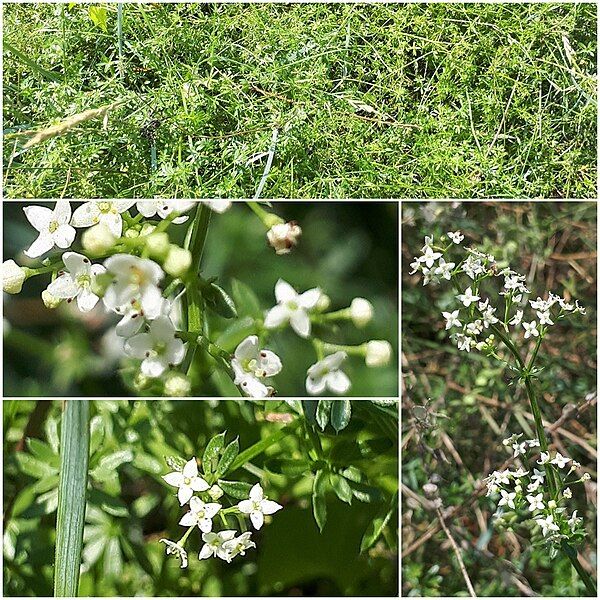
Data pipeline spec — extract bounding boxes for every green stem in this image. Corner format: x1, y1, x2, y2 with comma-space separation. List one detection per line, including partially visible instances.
54, 400, 90, 597
229, 425, 296, 473
245, 201, 282, 228
561, 540, 597, 596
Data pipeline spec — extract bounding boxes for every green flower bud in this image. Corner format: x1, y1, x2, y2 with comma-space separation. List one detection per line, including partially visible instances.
164, 245, 192, 278
41, 289, 61, 309
146, 232, 171, 260
350, 297, 373, 328
163, 372, 191, 397
81, 224, 116, 254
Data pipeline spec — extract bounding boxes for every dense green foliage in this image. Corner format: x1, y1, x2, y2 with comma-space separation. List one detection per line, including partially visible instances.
402, 202, 597, 596
3, 3, 597, 198
3, 201, 398, 397
3, 399, 398, 596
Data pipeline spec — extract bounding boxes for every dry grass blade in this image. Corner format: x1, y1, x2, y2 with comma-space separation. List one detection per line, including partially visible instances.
18, 101, 123, 148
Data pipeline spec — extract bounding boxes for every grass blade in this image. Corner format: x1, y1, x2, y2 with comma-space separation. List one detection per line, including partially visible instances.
54, 400, 90, 597
3, 40, 63, 82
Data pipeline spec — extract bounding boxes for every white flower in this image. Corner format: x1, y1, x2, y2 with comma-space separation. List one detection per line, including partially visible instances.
462, 255, 486, 279
409, 258, 420, 275
536, 310, 554, 326
136, 200, 195, 223
179, 496, 221, 533
535, 514, 559, 537
512, 442, 527, 458
264, 279, 321, 338
455, 334, 474, 352
202, 200, 231, 213
3, 260, 26, 294
223, 532, 256, 559
23, 201, 76, 258
267, 221, 302, 255
159, 538, 188, 568
231, 335, 282, 398
563, 487, 572, 499
71, 201, 136, 237
433, 258, 455, 280
466, 319, 483, 336
551, 452, 570, 469
537, 452, 550, 465
527, 480, 542, 493
114, 297, 171, 338
493, 470, 511, 486
509, 310, 523, 326
124, 316, 185, 377
103, 254, 164, 319
523, 321, 539, 339
447, 231, 464, 244
498, 489, 516, 509
162, 457, 210, 505
349, 298, 373, 328
478, 300, 498, 327
46, 252, 106, 312
573, 300, 585, 315
365, 340, 392, 367
456, 286, 480, 307
199, 530, 236, 562
531, 469, 546, 484
442, 309, 461, 330
418, 245, 442, 268
502, 433, 522, 447
238, 483, 283, 530
526, 439, 540, 448
568, 510, 580, 531
512, 467, 529, 478
306, 351, 351, 395
526, 493, 545, 511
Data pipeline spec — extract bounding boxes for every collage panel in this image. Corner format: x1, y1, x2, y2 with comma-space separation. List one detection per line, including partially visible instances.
401, 201, 597, 596
3, 399, 398, 597
3, 201, 398, 398
2, 2, 596, 199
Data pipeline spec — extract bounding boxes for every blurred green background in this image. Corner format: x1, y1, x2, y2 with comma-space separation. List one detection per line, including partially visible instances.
3, 201, 398, 397
3, 399, 398, 596
401, 202, 597, 596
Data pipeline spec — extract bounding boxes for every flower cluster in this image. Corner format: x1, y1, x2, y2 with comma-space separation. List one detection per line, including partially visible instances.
160, 457, 282, 567
3, 201, 393, 397
485, 433, 589, 553
410, 232, 585, 356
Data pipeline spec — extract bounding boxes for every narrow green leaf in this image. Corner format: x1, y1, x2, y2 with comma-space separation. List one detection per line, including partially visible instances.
216, 438, 239, 478
316, 400, 332, 431
89, 415, 105, 456
265, 458, 312, 477
312, 469, 328, 532
360, 493, 397, 552
54, 400, 90, 597
202, 432, 226, 476
26, 437, 59, 462
330, 399, 352, 432
3, 40, 63, 82
231, 278, 262, 319
89, 449, 133, 482
229, 427, 291, 473
215, 316, 256, 351
217, 480, 252, 499
45, 416, 60, 454
205, 283, 238, 319
329, 472, 353, 504
15, 452, 58, 479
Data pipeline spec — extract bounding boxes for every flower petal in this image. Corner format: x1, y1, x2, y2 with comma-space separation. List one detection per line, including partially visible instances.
260, 499, 283, 515
183, 458, 199, 478
326, 370, 351, 394
263, 304, 289, 329
290, 310, 310, 338
199, 518, 213, 533
23, 206, 52, 232
53, 200, 72, 224
100, 212, 124, 237
257, 350, 282, 377
53, 224, 76, 249
234, 335, 259, 361
306, 375, 327, 395
274, 279, 297, 303
250, 510, 264, 530
63, 252, 89, 275
198, 543, 214, 560
71, 202, 99, 228
178, 485, 193, 506
238, 500, 253, 514
162, 472, 184, 487
179, 511, 196, 527
297, 288, 321, 310
24, 233, 55, 258
124, 333, 152, 359
190, 477, 210, 492
141, 356, 167, 378
47, 274, 79, 299
249, 483, 264, 502
77, 288, 99, 312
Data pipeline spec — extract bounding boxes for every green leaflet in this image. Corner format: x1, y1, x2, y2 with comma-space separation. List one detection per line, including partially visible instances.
54, 400, 90, 597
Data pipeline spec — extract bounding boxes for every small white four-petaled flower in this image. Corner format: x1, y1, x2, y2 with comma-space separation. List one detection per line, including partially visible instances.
162, 457, 210, 505
238, 483, 283, 530
179, 496, 221, 533
456, 286, 480, 307
305, 351, 351, 395
231, 335, 282, 398
23, 201, 76, 258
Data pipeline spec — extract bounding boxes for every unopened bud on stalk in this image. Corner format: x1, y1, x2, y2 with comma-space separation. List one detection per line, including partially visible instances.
146, 232, 170, 260
2, 260, 27, 294
41, 289, 61, 309
208, 485, 224, 501
82, 224, 116, 254
365, 340, 392, 367
267, 221, 302, 255
349, 298, 373, 328
163, 372, 191, 397
316, 292, 331, 312
164, 246, 192, 278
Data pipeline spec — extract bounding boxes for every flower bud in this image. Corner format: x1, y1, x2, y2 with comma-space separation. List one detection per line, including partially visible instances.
3, 260, 27, 294
267, 221, 302, 255
146, 232, 170, 260
548, 500, 557, 509
41, 289, 61, 309
316, 292, 331, 312
365, 340, 392, 367
350, 298, 373, 328
164, 245, 192, 278
563, 487, 572, 499
82, 224, 116, 254
208, 485, 224, 501
163, 372, 191, 397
